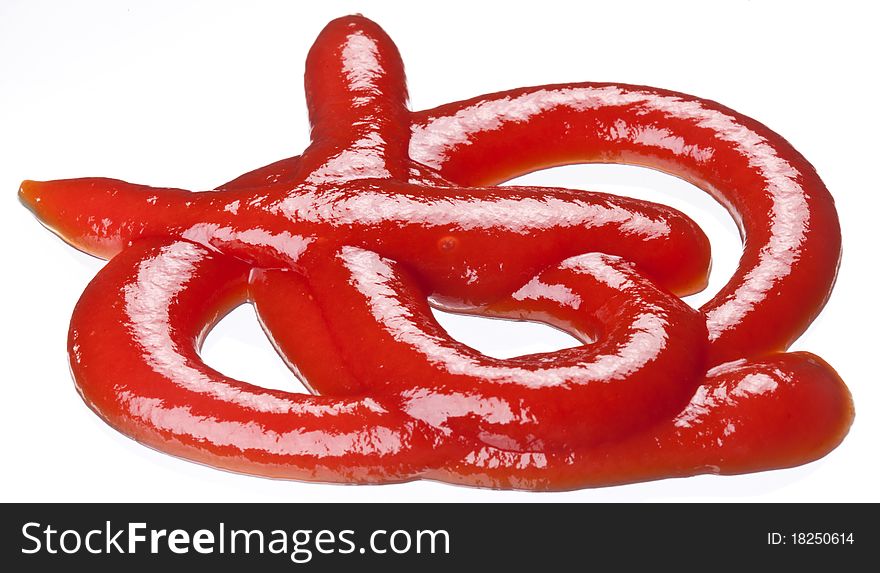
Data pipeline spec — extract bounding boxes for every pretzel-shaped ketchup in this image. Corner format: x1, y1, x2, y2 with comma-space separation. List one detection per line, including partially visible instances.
19, 15, 852, 490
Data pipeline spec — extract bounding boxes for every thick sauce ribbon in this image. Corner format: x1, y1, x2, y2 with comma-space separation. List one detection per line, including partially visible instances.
20, 15, 852, 490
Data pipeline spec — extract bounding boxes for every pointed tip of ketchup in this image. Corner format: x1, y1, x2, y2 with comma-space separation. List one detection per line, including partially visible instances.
19, 179, 73, 243
19, 178, 70, 227
18, 179, 43, 212
19, 179, 63, 231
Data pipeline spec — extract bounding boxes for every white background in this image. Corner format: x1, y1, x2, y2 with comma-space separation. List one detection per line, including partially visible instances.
2, 0, 878, 502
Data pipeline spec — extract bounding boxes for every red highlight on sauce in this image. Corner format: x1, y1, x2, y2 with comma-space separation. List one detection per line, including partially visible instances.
19, 15, 852, 490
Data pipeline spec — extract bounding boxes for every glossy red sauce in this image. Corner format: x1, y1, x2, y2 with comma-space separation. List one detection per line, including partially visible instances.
19, 15, 852, 489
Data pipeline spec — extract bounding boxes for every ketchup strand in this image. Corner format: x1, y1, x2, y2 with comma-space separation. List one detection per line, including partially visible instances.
19, 15, 852, 490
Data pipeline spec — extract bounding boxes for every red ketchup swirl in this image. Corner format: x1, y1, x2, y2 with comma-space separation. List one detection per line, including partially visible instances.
19, 15, 852, 490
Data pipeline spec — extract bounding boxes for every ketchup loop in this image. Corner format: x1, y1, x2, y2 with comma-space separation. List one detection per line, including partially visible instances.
20, 15, 852, 490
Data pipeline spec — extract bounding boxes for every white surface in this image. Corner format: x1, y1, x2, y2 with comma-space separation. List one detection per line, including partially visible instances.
1, 0, 877, 502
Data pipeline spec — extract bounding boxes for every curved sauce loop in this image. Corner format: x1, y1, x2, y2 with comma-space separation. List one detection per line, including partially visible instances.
20, 15, 852, 490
